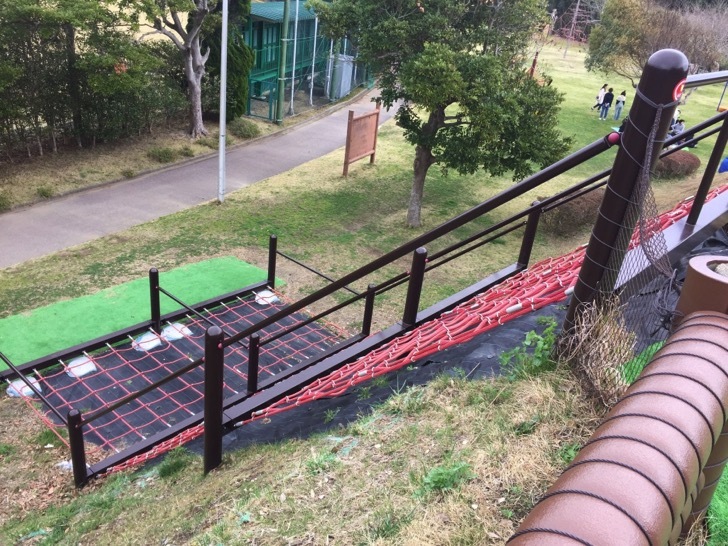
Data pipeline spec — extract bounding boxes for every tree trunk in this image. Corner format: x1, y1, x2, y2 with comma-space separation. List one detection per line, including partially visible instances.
406, 108, 444, 228
50, 123, 58, 154
407, 145, 434, 227
63, 23, 83, 148
186, 36, 208, 138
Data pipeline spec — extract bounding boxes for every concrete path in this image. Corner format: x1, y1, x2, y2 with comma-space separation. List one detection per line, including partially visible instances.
0, 89, 394, 270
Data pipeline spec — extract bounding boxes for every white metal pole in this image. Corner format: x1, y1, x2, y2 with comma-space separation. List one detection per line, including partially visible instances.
217, 0, 229, 203
288, 0, 299, 114
326, 40, 333, 99
309, 16, 318, 106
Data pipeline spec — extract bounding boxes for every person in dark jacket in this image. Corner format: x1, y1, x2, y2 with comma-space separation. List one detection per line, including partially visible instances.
599, 88, 615, 120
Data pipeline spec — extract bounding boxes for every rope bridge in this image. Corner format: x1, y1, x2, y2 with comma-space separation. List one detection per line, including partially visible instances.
101, 184, 727, 474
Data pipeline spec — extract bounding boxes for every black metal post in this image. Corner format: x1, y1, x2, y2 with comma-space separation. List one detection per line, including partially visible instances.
67, 409, 87, 487
149, 268, 161, 334
361, 284, 376, 336
203, 326, 225, 474
247, 333, 260, 394
565, 49, 689, 330
686, 113, 728, 226
267, 235, 278, 288
402, 248, 428, 326
517, 202, 541, 268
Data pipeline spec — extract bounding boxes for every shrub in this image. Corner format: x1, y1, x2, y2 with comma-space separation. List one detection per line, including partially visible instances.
0, 191, 11, 212
146, 146, 177, 163
197, 136, 218, 149
540, 189, 604, 237
499, 317, 558, 381
37, 186, 54, 199
120, 169, 135, 179
414, 461, 475, 498
228, 117, 261, 140
654, 150, 701, 179
179, 145, 195, 158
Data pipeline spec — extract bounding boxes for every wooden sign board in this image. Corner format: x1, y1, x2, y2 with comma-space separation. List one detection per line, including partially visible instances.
343, 102, 381, 176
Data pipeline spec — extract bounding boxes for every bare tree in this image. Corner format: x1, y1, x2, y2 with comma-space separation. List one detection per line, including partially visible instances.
122, 0, 216, 137
587, 0, 728, 86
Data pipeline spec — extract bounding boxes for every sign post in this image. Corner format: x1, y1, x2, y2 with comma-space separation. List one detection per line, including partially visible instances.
343, 102, 381, 176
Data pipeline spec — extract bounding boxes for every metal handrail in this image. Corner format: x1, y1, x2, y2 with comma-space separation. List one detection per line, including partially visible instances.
685, 70, 728, 89
0, 352, 67, 424
222, 135, 618, 349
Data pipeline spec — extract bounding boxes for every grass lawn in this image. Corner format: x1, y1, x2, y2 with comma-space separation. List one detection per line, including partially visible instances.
1, 38, 727, 544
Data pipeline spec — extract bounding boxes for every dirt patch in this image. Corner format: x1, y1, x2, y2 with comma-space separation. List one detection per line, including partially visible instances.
0, 397, 78, 526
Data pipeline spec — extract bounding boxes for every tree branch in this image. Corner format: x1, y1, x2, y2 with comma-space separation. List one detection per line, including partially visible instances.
152, 20, 184, 50
443, 119, 470, 128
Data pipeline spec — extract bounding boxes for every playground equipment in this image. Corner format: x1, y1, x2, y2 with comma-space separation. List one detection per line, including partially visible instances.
2, 51, 728, 492
509, 311, 728, 544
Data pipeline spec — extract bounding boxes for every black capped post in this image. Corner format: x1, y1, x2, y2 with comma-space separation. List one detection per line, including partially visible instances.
149, 268, 161, 334
247, 333, 260, 395
268, 235, 278, 289
203, 325, 225, 474
517, 202, 542, 269
565, 49, 689, 330
361, 284, 376, 337
68, 409, 88, 487
402, 248, 428, 326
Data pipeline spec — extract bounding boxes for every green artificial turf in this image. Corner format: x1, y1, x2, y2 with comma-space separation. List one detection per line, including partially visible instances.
0, 257, 271, 369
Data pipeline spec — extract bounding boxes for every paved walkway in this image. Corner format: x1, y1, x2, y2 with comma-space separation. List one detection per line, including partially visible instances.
0, 89, 394, 270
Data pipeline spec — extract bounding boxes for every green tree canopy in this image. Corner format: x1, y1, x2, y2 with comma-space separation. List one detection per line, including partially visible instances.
205, 0, 254, 121
313, 0, 571, 227
117, 0, 252, 137
0, 0, 184, 155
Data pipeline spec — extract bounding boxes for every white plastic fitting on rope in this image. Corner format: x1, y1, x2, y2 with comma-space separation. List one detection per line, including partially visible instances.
506, 303, 523, 314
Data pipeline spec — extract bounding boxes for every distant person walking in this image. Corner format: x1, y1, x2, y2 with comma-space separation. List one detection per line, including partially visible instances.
613, 91, 627, 120
599, 88, 615, 120
592, 84, 608, 111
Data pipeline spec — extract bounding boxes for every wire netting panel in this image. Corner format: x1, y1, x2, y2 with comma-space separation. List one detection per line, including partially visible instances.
24, 293, 343, 454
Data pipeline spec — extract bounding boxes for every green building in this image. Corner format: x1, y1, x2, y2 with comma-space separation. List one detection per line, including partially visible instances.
244, 1, 367, 120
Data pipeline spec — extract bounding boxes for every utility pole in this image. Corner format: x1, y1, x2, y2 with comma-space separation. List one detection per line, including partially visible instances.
217, 0, 229, 203
276, 0, 290, 125
288, 0, 300, 115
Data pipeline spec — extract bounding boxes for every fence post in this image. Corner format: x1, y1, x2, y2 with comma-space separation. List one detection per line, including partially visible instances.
204, 326, 225, 474
247, 333, 260, 394
686, 113, 728, 226
402, 247, 428, 326
517, 202, 541, 268
564, 49, 689, 330
361, 284, 376, 337
149, 268, 161, 334
67, 409, 88, 488
267, 235, 278, 289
